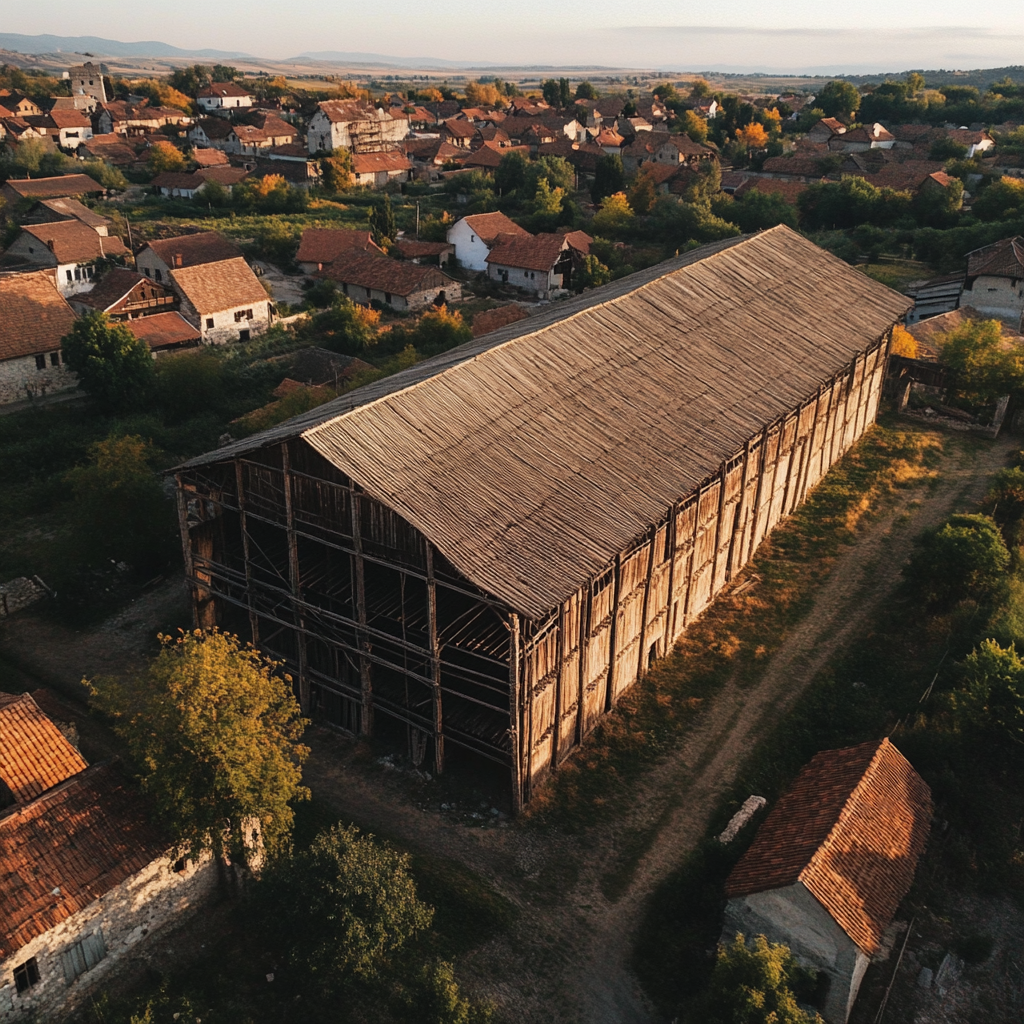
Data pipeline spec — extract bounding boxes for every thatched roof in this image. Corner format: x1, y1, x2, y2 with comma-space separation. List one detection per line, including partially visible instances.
183, 226, 911, 620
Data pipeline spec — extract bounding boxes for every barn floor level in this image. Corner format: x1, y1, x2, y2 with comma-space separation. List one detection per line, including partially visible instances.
177, 226, 912, 810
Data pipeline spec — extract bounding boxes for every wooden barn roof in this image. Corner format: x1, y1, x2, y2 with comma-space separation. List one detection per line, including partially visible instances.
725, 739, 932, 955
182, 226, 911, 620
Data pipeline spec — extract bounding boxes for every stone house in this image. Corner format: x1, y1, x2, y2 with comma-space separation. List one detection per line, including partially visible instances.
170, 257, 274, 344
828, 123, 895, 152
136, 231, 244, 284
94, 101, 190, 137
1, 222, 129, 298
441, 118, 479, 149
66, 62, 107, 104
0, 93, 42, 118
224, 113, 296, 156
805, 117, 847, 143
296, 228, 383, 275
960, 236, 1024, 329
196, 82, 253, 116
621, 132, 716, 174
318, 250, 461, 310
446, 211, 530, 272
69, 267, 177, 320
1, 174, 104, 208
75, 133, 142, 168
26, 110, 93, 151
188, 117, 234, 151
0, 270, 77, 406
0, 693, 218, 1022
21, 197, 112, 236
306, 100, 407, 155
723, 739, 931, 1024
351, 150, 413, 188
486, 231, 593, 297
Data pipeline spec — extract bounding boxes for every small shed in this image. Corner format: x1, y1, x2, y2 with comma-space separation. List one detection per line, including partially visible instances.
723, 738, 932, 1023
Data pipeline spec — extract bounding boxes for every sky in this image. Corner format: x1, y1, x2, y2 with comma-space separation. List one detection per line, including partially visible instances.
3, 0, 1024, 72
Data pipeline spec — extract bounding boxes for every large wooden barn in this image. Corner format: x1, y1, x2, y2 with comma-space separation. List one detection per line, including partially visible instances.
176, 226, 912, 809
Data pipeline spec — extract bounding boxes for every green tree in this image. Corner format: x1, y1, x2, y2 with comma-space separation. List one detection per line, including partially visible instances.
591, 154, 625, 204
574, 253, 611, 292
312, 296, 382, 354
627, 167, 658, 215
592, 191, 634, 235
90, 630, 309, 866
414, 960, 494, 1024
815, 80, 860, 119
542, 79, 560, 107
368, 194, 397, 247
255, 823, 433, 985
798, 176, 912, 230
904, 513, 1010, 607
703, 934, 821, 1024
79, 159, 128, 190
524, 154, 575, 194
66, 434, 174, 572
952, 639, 1024, 747
494, 150, 529, 195
680, 109, 709, 144
715, 189, 798, 232
148, 140, 185, 174
320, 150, 354, 192
155, 349, 225, 422
939, 317, 1024, 405
575, 80, 598, 101
929, 137, 969, 162
61, 311, 154, 414
971, 178, 1024, 221
912, 176, 963, 228
558, 77, 572, 107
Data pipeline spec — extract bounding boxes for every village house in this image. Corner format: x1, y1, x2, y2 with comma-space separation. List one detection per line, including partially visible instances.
224, 113, 296, 156
446, 211, 530, 272
806, 117, 847, 144
392, 239, 455, 265
306, 100, 407, 155
960, 236, 1024, 330
150, 166, 248, 200
69, 267, 176, 320
1, 175, 104, 208
196, 82, 253, 116
0, 271, 77, 405
440, 118, 480, 150
174, 227, 910, 808
486, 230, 593, 297
75, 134, 141, 168
135, 231, 243, 283
295, 228, 383, 275
188, 117, 234, 151
723, 739, 931, 1024
124, 311, 202, 355
828, 123, 895, 152
25, 110, 93, 151
621, 132, 715, 174
351, 150, 413, 188
0, 92, 42, 118
0, 692, 218, 1022
403, 138, 465, 181
169, 257, 274, 344
317, 250, 461, 310
94, 101, 190, 137
1, 222, 129, 298
21, 197, 112, 236
192, 146, 230, 168
65, 62, 108, 104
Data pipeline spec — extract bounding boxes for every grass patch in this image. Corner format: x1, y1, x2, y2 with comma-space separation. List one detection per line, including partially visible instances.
858, 262, 930, 291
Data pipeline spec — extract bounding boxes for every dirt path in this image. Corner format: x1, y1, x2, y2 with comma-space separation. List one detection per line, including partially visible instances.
304, 430, 1018, 1024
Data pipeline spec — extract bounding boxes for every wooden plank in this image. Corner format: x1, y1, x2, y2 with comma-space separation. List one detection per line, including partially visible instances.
636, 526, 657, 678
234, 459, 261, 647
425, 544, 445, 775
604, 553, 621, 711
351, 487, 373, 735
509, 612, 523, 814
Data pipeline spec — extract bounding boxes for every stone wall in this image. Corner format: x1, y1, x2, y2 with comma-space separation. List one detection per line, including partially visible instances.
0, 854, 218, 1022
0, 353, 76, 406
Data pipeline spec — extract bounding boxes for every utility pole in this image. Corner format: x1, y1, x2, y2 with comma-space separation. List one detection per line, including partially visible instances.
416, 201, 420, 239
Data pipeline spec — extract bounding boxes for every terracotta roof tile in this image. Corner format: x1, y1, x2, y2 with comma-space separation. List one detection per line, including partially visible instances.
0, 270, 77, 361
125, 311, 202, 350
198, 82, 251, 98
318, 250, 455, 297
170, 256, 268, 315
36, 197, 111, 230
143, 231, 242, 268
472, 303, 530, 337
966, 235, 1024, 279
192, 147, 230, 167
3, 174, 103, 199
393, 239, 454, 260
75, 267, 166, 311
487, 231, 592, 272
19, 221, 128, 264
458, 211, 529, 245
725, 739, 932, 954
0, 693, 87, 804
352, 151, 412, 174
297, 229, 383, 264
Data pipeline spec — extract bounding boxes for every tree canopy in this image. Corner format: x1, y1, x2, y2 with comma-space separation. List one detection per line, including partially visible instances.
61, 311, 154, 414
368, 194, 398, 247
815, 79, 861, 119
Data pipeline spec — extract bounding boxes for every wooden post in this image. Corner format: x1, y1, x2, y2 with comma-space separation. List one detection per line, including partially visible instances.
351, 488, 373, 735
636, 526, 657, 679
280, 445, 308, 713
509, 612, 523, 814
604, 553, 622, 711
745, 424, 773, 565
709, 462, 729, 598
797, 389, 824, 505
425, 544, 445, 775
175, 476, 198, 629
681, 487, 703, 627
726, 440, 753, 580
664, 503, 679, 645
233, 459, 261, 647
551, 600, 566, 767
575, 584, 591, 746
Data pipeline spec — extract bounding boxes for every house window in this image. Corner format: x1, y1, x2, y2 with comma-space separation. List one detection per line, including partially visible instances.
35, 354, 46, 371
13, 958, 40, 994
66, 270, 73, 282
74, 267, 81, 281
246, 309, 253, 320
384, 292, 392, 304
61, 931, 106, 985
239, 329, 250, 342
49, 352, 60, 367
154, 269, 162, 282
143, 267, 150, 277
206, 318, 214, 329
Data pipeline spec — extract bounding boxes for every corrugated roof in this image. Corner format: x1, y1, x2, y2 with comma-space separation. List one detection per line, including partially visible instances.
0, 269, 77, 361
170, 257, 267, 315
725, 739, 932, 955
181, 227, 911, 619
0, 693, 87, 804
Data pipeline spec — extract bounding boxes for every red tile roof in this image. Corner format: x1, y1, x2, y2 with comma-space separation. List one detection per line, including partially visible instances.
171, 257, 268, 315
472, 303, 530, 337
459, 211, 529, 245
75, 268, 167, 312
725, 739, 932, 954
192, 147, 229, 167
125, 312, 202, 350
0, 269, 77, 361
0, 693, 87, 805
198, 82, 251, 99
487, 230, 592, 272
351, 151, 412, 175
3, 174, 103, 199
318, 250, 455, 298
37, 197, 111, 230
297, 228, 383, 265
20, 221, 128, 264
143, 231, 242, 269
393, 239, 454, 260
967, 235, 1024, 279
0, 762, 167, 959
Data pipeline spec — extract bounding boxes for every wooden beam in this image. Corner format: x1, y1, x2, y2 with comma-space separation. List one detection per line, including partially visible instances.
604, 553, 622, 711
664, 503, 679, 647
709, 462, 729, 597
745, 423, 774, 566
575, 584, 591, 746
175, 476, 199, 629
351, 488, 373, 736
726, 438, 754, 580
681, 487, 703, 628
551, 600, 566, 767
425, 544, 445, 775
636, 526, 657, 679
233, 459, 261, 647
509, 612, 523, 814
280, 444, 308, 713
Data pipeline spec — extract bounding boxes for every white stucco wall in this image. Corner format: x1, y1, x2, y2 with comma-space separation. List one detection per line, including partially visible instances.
0, 352, 76, 405
337, 280, 461, 311
961, 274, 1024, 327
447, 220, 493, 272
487, 262, 558, 294
723, 882, 870, 1024
0, 854, 217, 1022
177, 298, 274, 344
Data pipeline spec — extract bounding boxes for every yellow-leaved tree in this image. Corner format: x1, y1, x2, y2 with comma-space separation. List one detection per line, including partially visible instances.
736, 123, 769, 149
890, 324, 918, 358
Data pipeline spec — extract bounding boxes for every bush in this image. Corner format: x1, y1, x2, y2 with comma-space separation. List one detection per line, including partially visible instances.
904, 513, 1010, 606
938, 317, 1024, 406
154, 350, 225, 422
951, 639, 1024, 748
971, 178, 1024, 222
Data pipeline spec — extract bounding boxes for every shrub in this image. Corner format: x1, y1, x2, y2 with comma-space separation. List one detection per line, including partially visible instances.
904, 513, 1010, 606
938, 317, 1024, 406
154, 350, 225, 422
952, 639, 1024, 747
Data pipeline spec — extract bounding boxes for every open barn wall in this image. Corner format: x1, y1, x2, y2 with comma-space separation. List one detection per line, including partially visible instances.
177, 330, 891, 810
515, 332, 891, 802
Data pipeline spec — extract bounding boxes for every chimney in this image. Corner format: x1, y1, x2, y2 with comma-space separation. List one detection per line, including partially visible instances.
174, 254, 183, 267
46, 239, 55, 252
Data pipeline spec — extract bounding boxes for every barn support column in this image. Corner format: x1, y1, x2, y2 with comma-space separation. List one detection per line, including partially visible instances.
780, 410, 806, 517
280, 446, 308, 713
552, 601, 566, 767
681, 486, 703, 627
797, 389, 825, 505
726, 439, 754, 580
575, 585, 591, 745
636, 525, 657, 679
709, 462, 730, 594
604, 553, 622, 711
664, 503, 679, 649
509, 612, 524, 814
175, 477, 201, 630
425, 545, 445, 775
745, 422, 774, 566
351, 488, 373, 736
233, 460, 261, 648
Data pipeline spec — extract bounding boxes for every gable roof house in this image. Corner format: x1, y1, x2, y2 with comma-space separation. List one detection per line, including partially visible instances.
723, 739, 931, 1023
351, 150, 413, 188
621, 132, 716, 174
187, 116, 234, 151
960, 235, 1024, 330
446, 211, 531, 272
224, 114, 296, 156
306, 100, 408, 155
296, 228, 384, 275
806, 117, 847, 143
22, 197, 112, 236
175, 227, 912, 810
0, 693, 218, 1021
1, 222, 129, 297
317, 250, 461, 310
196, 82, 253, 115
124, 311, 203, 355
486, 231, 593, 297
169, 257, 274, 344
26, 110, 93, 151
94, 101, 190, 137
1, 174, 104, 207
75, 133, 143, 168
828, 123, 895, 152
69, 267, 177, 320
0, 92, 42, 118
135, 231, 243, 283
0, 270, 77, 405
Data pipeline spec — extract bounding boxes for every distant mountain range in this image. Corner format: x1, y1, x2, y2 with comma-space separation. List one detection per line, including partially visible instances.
293, 50, 485, 69
0, 33, 251, 60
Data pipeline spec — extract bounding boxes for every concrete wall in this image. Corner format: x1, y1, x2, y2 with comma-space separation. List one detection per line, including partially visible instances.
961, 274, 1024, 327
0, 854, 217, 1022
0, 352, 76, 405
487, 261, 558, 294
723, 883, 870, 1024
